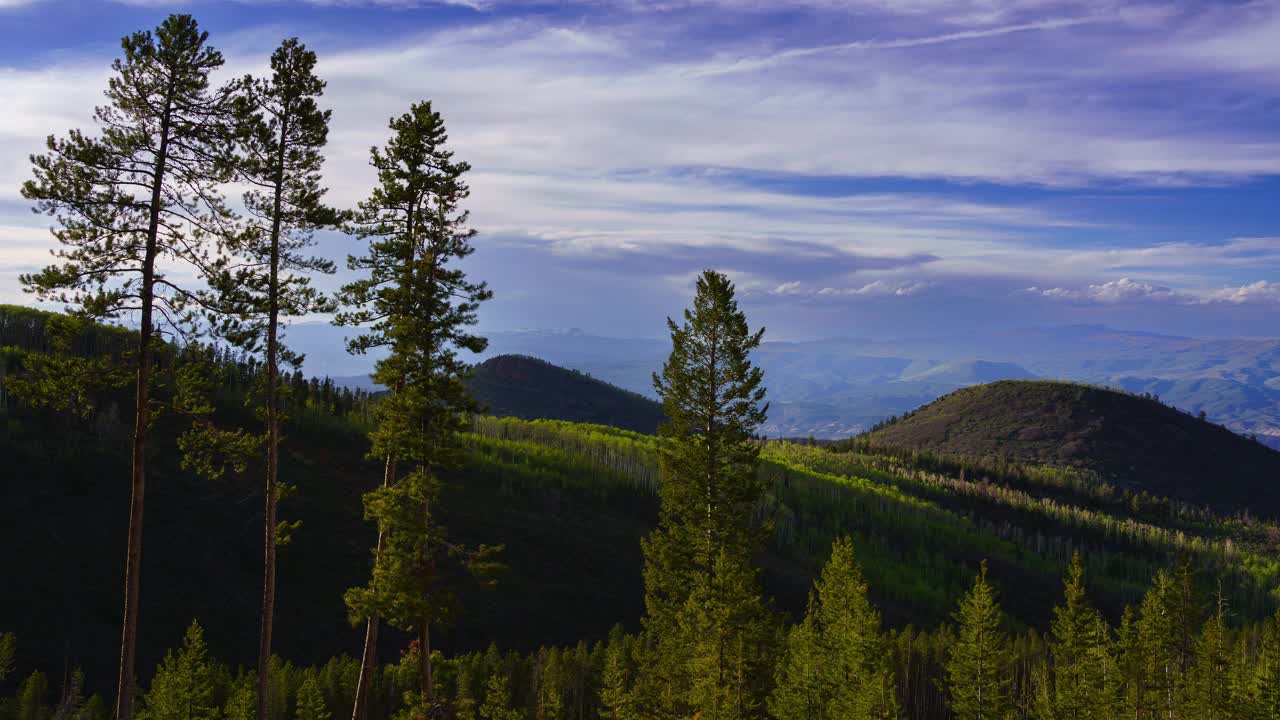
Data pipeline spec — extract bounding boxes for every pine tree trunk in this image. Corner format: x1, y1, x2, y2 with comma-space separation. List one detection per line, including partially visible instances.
114, 94, 172, 720
351, 455, 397, 720
256, 113, 289, 720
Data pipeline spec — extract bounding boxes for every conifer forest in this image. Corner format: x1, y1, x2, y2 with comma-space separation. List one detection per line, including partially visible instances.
4, 13, 1280, 720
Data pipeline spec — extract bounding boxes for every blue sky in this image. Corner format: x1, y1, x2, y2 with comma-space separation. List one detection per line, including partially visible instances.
1, 0, 1278, 340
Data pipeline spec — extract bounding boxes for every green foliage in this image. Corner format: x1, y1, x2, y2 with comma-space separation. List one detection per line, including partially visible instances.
15, 672, 48, 720
337, 100, 495, 703
20, 12, 233, 329
0, 634, 13, 684
1252, 610, 1280, 718
141, 622, 222, 720
945, 562, 1013, 720
478, 674, 519, 720
294, 676, 330, 720
770, 538, 899, 720
635, 271, 772, 720
223, 674, 256, 720
1032, 553, 1117, 720
1184, 596, 1234, 720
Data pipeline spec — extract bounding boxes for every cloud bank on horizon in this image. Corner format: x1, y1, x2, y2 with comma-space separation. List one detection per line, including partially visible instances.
0, 0, 1278, 340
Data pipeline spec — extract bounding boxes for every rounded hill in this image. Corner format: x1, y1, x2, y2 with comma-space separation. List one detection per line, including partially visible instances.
866, 379, 1280, 516
468, 354, 665, 434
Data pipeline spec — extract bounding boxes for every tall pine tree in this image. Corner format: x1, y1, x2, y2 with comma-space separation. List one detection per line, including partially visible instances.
211, 37, 340, 720
336, 101, 496, 720
634, 270, 771, 720
19, 16, 235, 719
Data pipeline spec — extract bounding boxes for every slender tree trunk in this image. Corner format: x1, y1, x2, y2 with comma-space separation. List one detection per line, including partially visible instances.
256, 114, 290, 720
115, 97, 172, 720
351, 455, 396, 720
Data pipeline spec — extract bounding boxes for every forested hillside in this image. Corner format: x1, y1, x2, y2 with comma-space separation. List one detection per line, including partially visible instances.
865, 379, 1280, 517
6, 303, 1280, 720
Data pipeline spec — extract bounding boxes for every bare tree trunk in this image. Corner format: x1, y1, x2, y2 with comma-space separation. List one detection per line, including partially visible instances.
114, 96, 171, 720
351, 455, 396, 720
256, 113, 290, 720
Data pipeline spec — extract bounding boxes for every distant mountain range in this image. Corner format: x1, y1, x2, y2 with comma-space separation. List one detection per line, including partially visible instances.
296, 323, 1280, 447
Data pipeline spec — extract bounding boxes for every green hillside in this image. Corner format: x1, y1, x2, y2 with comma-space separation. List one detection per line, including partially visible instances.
466, 354, 665, 434
865, 379, 1280, 517
6, 305, 1280, 712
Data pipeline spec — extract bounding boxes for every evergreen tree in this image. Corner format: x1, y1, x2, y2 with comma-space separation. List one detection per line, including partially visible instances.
211, 37, 340, 720
19, 16, 235, 718
769, 537, 899, 720
337, 101, 495, 719
1034, 553, 1117, 720
140, 622, 221, 720
478, 675, 518, 720
682, 551, 775, 720
1253, 610, 1280, 719
534, 649, 563, 720
1185, 595, 1233, 720
1116, 606, 1149, 720
598, 628, 635, 720
0, 634, 14, 684
945, 562, 1013, 720
1135, 564, 1200, 719
16, 672, 49, 720
635, 270, 770, 720
52, 671, 102, 720
223, 675, 256, 720
294, 677, 330, 720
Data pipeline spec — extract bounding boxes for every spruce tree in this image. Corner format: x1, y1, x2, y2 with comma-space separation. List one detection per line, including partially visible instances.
1254, 610, 1280, 719
19, 16, 234, 719
1185, 595, 1233, 720
534, 649, 563, 720
16, 672, 49, 720
336, 102, 495, 720
223, 675, 256, 720
769, 538, 899, 720
478, 675, 519, 720
1034, 553, 1117, 720
635, 270, 770, 720
1116, 606, 1151, 720
294, 677, 330, 720
140, 622, 221, 720
1135, 564, 1200, 719
769, 604, 824, 720
945, 562, 1013, 720
599, 627, 635, 720
211, 37, 340, 720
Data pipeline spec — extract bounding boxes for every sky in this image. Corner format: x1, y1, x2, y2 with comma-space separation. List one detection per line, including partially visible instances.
1, 0, 1278, 342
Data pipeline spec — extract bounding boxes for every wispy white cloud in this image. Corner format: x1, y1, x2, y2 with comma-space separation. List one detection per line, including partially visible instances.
1023, 278, 1280, 306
